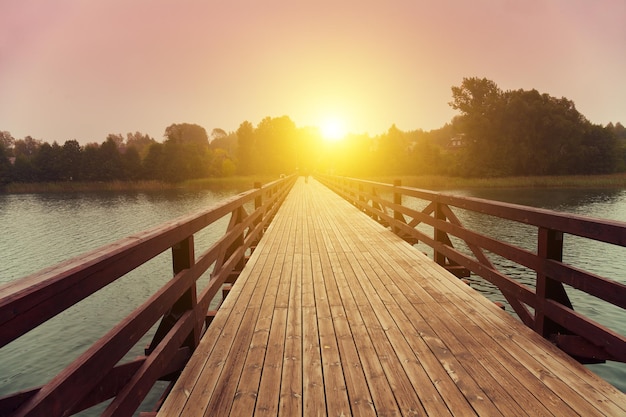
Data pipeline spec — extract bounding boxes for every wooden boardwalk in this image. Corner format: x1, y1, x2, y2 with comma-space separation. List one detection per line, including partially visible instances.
157, 178, 626, 416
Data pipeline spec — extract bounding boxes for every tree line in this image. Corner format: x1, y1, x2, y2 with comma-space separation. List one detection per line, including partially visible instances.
1, 77, 625, 187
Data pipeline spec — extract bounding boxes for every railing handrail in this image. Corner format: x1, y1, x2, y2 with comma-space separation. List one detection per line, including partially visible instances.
0, 174, 297, 416
316, 174, 626, 365
328, 175, 626, 245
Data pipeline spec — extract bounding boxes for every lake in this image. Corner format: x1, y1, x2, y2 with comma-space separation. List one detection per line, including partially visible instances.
1, 184, 625, 415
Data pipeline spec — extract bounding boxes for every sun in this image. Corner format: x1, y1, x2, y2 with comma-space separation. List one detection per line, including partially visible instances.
320, 117, 347, 142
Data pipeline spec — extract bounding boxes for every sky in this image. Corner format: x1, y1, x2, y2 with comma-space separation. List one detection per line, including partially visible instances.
1, 0, 625, 144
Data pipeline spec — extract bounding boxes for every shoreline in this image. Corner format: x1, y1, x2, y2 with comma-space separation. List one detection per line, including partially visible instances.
0, 176, 278, 194
371, 173, 626, 190
3, 173, 626, 194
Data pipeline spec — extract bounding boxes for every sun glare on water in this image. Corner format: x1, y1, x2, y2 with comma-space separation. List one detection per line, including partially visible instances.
320, 117, 347, 142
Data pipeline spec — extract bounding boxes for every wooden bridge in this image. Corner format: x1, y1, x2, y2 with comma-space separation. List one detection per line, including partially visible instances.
1, 175, 625, 416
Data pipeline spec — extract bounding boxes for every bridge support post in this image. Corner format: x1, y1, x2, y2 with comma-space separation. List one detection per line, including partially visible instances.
532, 228, 607, 363
393, 180, 405, 232
146, 236, 200, 357
535, 228, 571, 339
434, 202, 448, 266
251, 182, 263, 253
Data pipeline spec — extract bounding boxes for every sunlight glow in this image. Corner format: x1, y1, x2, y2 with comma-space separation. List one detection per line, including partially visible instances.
320, 117, 347, 142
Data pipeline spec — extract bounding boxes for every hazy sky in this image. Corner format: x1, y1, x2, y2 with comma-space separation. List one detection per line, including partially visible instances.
1, 0, 625, 144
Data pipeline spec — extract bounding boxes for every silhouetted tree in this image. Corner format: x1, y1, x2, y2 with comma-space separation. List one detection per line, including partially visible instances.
164, 123, 209, 146
236, 121, 255, 175
62, 140, 82, 180
126, 132, 156, 159
12, 155, 35, 182
377, 124, 409, 175
121, 146, 142, 180
449, 77, 619, 176
255, 116, 297, 174
143, 142, 165, 181
13, 136, 41, 159
0, 131, 14, 152
210, 128, 227, 142
0, 142, 12, 185
449, 77, 504, 176
34, 142, 64, 181
106, 133, 125, 149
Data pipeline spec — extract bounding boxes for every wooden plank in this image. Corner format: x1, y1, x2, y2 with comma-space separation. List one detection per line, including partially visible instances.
158, 178, 626, 417
362, 203, 626, 416
279, 242, 303, 416
254, 190, 298, 416
230, 193, 294, 416
343, 228, 546, 415
389, 242, 626, 416
343, 252, 461, 417
157, 225, 276, 415
311, 251, 351, 415
332, 251, 424, 417
301, 186, 326, 416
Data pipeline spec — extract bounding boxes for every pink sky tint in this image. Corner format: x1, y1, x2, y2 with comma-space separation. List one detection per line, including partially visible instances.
1, 0, 625, 144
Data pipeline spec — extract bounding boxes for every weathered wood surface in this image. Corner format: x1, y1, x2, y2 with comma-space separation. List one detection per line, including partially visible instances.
158, 178, 626, 416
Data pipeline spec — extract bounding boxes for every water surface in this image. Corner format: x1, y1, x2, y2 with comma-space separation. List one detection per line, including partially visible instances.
1, 185, 624, 416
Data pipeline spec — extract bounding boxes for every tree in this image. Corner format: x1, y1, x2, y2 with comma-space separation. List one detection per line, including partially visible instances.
0, 142, 12, 185
236, 121, 255, 175
255, 116, 298, 174
0, 131, 15, 152
210, 128, 227, 142
578, 124, 619, 174
449, 77, 504, 176
126, 132, 156, 159
34, 142, 64, 181
106, 133, 125, 150
62, 140, 82, 180
12, 155, 35, 182
160, 123, 212, 182
613, 122, 626, 140
448, 77, 617, 176
377, 124, 409, 175
143, 142, 165, 181
164, 123, 209, 146
81, 143, 100, 180
13, 136, 41, 159
121, 146, 142, 179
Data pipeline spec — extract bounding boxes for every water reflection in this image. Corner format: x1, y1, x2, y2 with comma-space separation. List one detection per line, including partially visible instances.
1, 184, 625, 410
0, 185, 249, 415
456, 188, 626, 219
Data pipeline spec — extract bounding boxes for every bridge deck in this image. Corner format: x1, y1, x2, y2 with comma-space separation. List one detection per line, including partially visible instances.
157, 178, 626, 416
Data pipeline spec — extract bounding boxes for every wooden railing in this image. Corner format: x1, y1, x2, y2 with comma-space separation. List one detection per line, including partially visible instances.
0, 175, 297, 417
317, 174, 626, 365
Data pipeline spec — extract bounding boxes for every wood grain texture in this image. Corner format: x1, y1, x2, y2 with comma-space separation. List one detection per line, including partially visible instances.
158, 178, 626, 417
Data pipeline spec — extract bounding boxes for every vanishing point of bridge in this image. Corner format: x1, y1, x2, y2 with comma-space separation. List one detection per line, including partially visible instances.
1, 176, 625, 416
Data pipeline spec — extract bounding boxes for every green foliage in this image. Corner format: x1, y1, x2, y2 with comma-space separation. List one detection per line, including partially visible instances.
2, 81, 625, 187
142, 142, 166, 181
164, 123, 209, 146
255, 116, 298, 174
234, 116, 311, 176
126, 132, 156, 159
0, 142, 12, 185
448, 77, 621, 177
236, 121, 256, 175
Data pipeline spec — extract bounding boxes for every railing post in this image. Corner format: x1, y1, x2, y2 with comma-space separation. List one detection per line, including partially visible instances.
146, 236, 200, 355
535, 228, 572, 338
434, 202, 447, 266
393, 180, 404, 233
223, 207, 248, 281
251, 182, 263, 251
254, 181, 262, 210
